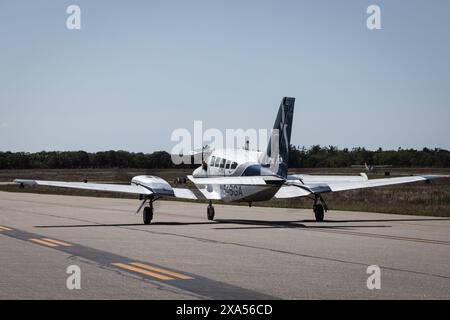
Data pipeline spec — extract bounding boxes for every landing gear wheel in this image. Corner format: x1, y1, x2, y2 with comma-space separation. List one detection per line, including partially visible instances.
143, 206, 153, 225
207, 204, 215, 221
313, 204, 324, 222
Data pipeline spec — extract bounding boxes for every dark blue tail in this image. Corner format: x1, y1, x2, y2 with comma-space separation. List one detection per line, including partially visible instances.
259, 97, 295, 178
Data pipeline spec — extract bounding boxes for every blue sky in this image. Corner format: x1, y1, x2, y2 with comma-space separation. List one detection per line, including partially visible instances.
0, 0, 449, 152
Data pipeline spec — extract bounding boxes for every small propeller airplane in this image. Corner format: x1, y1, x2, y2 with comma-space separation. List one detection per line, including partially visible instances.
15, 97, 447, 224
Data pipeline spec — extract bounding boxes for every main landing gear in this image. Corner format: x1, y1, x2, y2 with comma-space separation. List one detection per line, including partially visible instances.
207, 201, 215, 221
137, 196, 156, 225
313, 194, 328, 222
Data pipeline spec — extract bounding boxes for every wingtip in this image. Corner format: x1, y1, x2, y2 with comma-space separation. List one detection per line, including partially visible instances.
422, 175, 450, 181
13, 179, 36, 185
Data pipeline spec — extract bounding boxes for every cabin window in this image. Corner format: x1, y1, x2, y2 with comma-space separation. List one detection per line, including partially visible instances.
219, 158, 226, 168
214, 157, 221, 167
231, 162, 238, 169
210, 156, 216, 166
225, 160, 231, 169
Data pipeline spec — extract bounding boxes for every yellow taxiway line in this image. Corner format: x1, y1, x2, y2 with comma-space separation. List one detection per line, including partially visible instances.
112, 262, 175, 281
130, 262, 194, 280
41, 238, 72, 247
29, 238, 59, 247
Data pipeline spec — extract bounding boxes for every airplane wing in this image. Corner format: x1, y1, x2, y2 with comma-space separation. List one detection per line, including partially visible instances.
14, 179, 198, 200
275, 175, 446, 199
273, 185, 312, 198
309, 175, 443, 193
172, 187, 197, 199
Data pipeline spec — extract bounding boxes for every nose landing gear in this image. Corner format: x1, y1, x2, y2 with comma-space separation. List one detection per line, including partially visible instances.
313, 203, 325, 222
207, 201, 215, 221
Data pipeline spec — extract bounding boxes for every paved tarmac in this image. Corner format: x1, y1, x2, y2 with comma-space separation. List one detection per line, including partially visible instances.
0, 191, 449, 299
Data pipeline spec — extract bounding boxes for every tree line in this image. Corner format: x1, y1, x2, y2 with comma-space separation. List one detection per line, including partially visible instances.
0, 150, 174, 170
0, 146, 449, 169
288, 146, 450, 168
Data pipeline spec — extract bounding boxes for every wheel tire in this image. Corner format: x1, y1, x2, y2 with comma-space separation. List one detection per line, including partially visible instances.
314, 204, 324, 222
207, 205, 215, 221
143, 206, 153, 225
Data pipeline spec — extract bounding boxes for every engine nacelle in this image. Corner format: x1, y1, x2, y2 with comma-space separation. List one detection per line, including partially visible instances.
131, 175, 174, 196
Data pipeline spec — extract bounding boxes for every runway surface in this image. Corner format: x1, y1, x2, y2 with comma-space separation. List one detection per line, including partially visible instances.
0, 191, 449, 299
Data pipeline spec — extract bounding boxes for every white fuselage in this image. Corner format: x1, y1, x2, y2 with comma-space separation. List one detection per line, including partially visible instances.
193, 148, 264, 177
190, 148, 284, 203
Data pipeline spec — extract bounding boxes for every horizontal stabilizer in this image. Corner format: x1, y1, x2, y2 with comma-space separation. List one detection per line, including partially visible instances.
187, 175, 285, 186
288, 173, 368, 184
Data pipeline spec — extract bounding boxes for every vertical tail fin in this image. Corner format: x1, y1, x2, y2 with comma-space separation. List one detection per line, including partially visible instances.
259, 97, 295, 178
